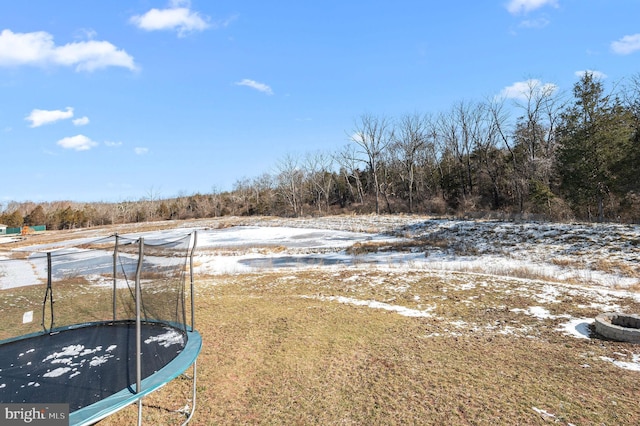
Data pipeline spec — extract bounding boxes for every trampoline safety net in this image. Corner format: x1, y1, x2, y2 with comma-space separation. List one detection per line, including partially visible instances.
0, 232, 197, 343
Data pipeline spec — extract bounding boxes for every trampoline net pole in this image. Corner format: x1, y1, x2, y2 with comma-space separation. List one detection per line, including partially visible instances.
181, 360, 198, 426
113, 233, 119, 321
41, 252, 54, 333
48, 252, 53, 331
189, 231, 198, 332
135, 237, 144, 395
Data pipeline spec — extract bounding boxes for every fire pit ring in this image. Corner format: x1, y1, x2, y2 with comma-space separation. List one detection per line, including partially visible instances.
594, 313, 640, 343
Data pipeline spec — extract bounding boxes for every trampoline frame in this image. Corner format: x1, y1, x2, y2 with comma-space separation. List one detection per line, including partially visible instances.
0, 231, 201, 426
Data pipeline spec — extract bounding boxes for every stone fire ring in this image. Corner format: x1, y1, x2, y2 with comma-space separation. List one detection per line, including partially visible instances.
594, 313, 640, 343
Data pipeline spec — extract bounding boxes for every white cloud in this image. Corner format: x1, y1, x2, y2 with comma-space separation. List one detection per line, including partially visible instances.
575, 70, 607, 80
611, 34, 640, 55
0, 29, 136, 71
105, 141, 122, 147
26, 107, 74, 128
519, 17, 550, 29
57, 134, 98, 151
72, 116, 89, 126
235, 79, 274, 95
130, 0, 209, 37
499, 79, 558, 100
134, 147, 149, 155
54, 40, 137, 72
506, 0, 559, 15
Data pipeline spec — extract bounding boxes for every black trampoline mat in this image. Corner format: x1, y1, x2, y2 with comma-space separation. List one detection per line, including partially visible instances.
0, 321, 186, 412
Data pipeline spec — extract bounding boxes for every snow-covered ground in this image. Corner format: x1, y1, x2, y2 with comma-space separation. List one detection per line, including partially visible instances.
1, 215, 639, 371
3, 216, 639, 290
184, 218, 640, 290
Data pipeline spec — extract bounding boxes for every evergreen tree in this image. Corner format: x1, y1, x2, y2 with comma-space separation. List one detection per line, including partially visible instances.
24, 205, 46, 226
556, 72, 633, 221
617, 73, 640, 195
1, 210, 24, 228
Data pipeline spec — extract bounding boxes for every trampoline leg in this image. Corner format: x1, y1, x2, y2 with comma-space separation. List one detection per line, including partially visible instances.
181, 360, 198, 426
138, 398, 143, 426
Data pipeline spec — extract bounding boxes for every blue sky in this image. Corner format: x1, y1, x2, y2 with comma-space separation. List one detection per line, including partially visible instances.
1, 0, 639, 203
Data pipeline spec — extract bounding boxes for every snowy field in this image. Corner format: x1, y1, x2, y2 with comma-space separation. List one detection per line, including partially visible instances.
1, 215, 639, 373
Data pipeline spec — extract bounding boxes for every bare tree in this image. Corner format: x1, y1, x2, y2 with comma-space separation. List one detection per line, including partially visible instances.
304, 151, 335, 213
253, 173, 276, 215
142, 186, 162, 221
233, 178, 254, 215
334, 144, 365, 205
209, 186, 224, 217
391, 112, 434, 212
275, 154, 304, 217
436, 101, 483, 209
469, 99, 508, 209
350, 114, 393, 214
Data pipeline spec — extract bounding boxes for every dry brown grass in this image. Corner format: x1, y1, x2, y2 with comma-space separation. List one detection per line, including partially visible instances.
551, 257, 577, 268
628, 282, 640, 293
0, 281, 118, 339
595, 259, 639, 278
346, 236, 451, 256
97, 269, 640, 425
5, 251, 31, 260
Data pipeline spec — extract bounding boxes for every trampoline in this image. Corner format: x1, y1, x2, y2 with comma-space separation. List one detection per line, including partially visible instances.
0, 232, 201, 425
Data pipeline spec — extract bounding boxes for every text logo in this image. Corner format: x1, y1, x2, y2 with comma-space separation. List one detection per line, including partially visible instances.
0, 404, 68, 425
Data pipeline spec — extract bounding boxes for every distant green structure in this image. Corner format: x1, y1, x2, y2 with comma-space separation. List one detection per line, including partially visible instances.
3, 225, 46, 235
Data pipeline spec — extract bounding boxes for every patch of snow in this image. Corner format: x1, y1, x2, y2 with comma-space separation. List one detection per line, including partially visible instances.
453, 282, 476, 291
79, 346, 102, 356
144, 329, 184, 348
89, 354, 113, 367
599, 354, 640, 372
42, 345, 85, 362
511, 306, 570, 320
43, 367, 72, 378
535, 285, 562, 304
498, 325, 534, 336
0, 236, 22, 244
532, 406, 556, 419
556, 318, 594, 339
305, 295, 435, 318
577, 302, 620, 312
50, 358, 73, 365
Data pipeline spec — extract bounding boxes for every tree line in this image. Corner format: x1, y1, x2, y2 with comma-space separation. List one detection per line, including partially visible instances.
2, 72, 640, 230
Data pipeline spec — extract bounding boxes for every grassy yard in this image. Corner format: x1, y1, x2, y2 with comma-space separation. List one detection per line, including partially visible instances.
101, 268, 640, 425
